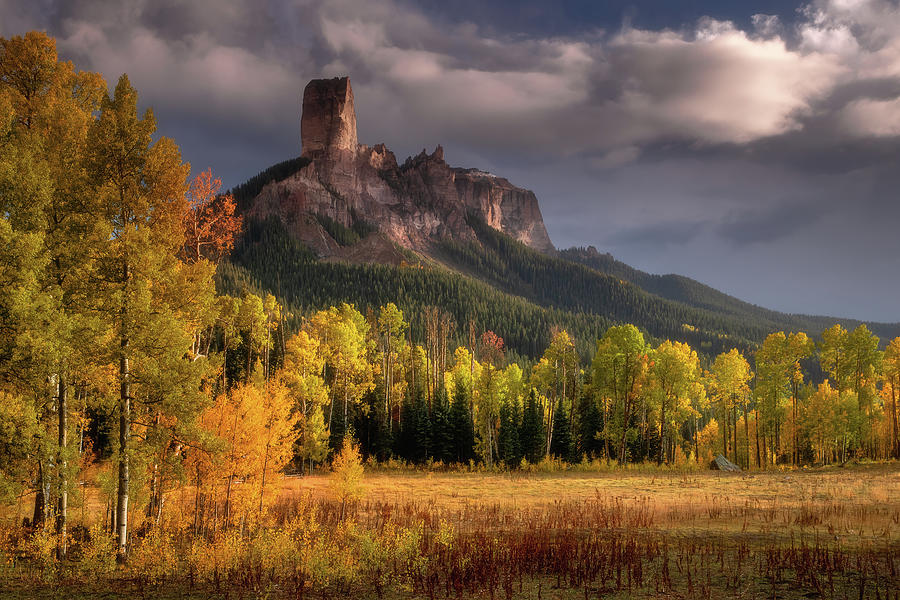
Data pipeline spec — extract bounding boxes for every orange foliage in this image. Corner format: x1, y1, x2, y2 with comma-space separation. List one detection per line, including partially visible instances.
187, 378, 298, 531
182, 168, 242, 264
479, 330, 505, 366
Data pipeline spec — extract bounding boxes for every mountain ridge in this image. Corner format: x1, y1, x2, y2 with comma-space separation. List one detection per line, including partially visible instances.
246, 76, 554, 259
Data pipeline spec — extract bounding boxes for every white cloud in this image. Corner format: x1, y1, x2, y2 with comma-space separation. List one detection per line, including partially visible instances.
311, 0, 850, 156
838, 97, 900, 136
56, 20, 302, 131
604, 22, 841, 144
751, 14, 783, 39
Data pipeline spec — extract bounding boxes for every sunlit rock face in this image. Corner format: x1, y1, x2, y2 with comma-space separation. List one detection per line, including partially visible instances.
300, 77, 357, 161
249, 76, 555, 260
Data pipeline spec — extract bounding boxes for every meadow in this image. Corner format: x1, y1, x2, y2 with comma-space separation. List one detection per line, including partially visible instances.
2, 462, 899, 599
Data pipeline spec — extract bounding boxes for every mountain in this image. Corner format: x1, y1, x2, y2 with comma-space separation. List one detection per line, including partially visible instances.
221, 77, 900, 360
246, 76, 554, 264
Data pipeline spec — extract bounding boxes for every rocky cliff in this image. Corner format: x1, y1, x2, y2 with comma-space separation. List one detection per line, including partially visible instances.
248, 76, 555, 262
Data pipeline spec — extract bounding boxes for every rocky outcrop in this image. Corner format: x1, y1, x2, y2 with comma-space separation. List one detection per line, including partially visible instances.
249, 76, 555, 258
454, 169, 554, 253
300, 77, 357, 161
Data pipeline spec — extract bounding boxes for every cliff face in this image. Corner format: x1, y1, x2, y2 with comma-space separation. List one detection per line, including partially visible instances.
249, 76, 555, 260
300, 77, 357, 160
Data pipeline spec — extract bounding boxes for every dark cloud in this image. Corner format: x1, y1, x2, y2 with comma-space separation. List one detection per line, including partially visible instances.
607, 220, 708, 247
716, 203, 824, 245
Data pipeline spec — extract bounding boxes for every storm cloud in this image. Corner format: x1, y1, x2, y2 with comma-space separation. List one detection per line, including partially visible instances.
2, 0, 899, 322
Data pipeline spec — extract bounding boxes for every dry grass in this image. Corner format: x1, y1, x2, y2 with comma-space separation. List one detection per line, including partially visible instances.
279, 462, 900, 544
3, 463, 900, 599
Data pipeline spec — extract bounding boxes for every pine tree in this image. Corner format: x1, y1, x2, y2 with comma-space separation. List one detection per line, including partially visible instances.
413, 393, 432, 462
359, 384, 393, 461
520, 389, 545, 463
430, 384, 453, 463
578, 393, 602, 459
450, 379, 476, 464
550, 398, 573, 462
329, 409, 347, 452
497, 400, 522, 467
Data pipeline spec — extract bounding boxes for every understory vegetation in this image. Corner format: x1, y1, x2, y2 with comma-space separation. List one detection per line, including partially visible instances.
2, 467, 900, 599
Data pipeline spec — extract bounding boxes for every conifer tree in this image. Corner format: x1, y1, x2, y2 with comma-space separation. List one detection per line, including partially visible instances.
430, 384, 454, 463
550, 398, 573, 462
449, 378, 476, 463
520, 389, 545, 463
578, 392, 603, 459
413, 393, 432, 462
497, 400, 522, 467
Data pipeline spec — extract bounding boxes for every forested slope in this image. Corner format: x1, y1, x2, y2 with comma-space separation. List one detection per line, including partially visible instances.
558, 246, 900, 342
220, 216, 753, 360
218, 216, 616, 361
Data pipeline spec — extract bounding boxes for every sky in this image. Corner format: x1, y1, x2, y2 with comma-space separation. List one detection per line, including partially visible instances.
2, 0, 899, 322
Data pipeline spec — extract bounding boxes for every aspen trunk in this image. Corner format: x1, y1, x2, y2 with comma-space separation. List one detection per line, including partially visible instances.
545, 399, 554, 459
755, 408, 762, 468
343, 383, 349, 433
659, 394, 666, 465
743, 401, 750, 470
603, 398, 610, 463
891, 378, 899, 459
116, 349, 130, 561
487, 407, 493, 468
792, 393, 797, 466
732, 405, 738, 465
57, 376, 68, 558
224, 475, 233, 528
722, 400, 728, 457
619, 396, 631, 466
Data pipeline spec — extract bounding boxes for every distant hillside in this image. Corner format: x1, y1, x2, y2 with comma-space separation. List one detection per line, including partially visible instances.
433, 216, 763, 353
558, 246, 900, 344
217, 216, 613, 362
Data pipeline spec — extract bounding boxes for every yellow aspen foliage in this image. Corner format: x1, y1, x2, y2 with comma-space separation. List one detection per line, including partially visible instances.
883, 337, 900, 459
650, 340, 700, 465
283, 330, 328, 416
330, 435, 364, 520
195, 378, 298, 528
299, 405, 330, 473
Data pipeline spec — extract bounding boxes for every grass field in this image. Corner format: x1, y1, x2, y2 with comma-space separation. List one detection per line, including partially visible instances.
3, 463, 900, 599
282, 463, 900, 535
